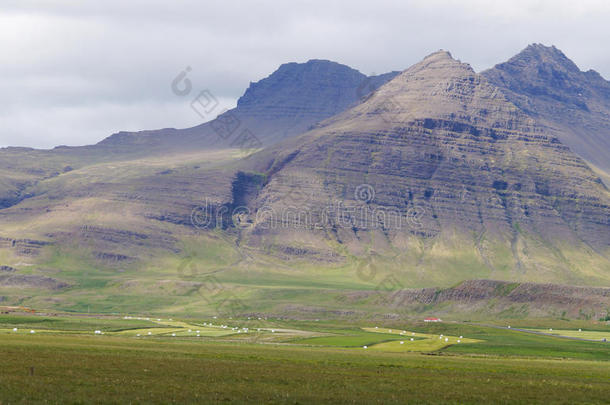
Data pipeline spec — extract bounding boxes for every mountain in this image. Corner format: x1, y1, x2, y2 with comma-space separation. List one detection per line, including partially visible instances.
0, 59, 403, 316
98, 60, 399, 151
482, 44, 610, 183
0, 50, 608, 318
235, 50, 610, 285
0, 61, 399, 210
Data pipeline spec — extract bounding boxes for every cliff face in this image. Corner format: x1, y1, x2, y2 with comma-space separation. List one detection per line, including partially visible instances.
238, 50, 610, 283
482, 44, 610, 180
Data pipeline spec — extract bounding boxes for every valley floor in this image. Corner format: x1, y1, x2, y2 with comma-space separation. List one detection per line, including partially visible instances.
0, 314, 609, 404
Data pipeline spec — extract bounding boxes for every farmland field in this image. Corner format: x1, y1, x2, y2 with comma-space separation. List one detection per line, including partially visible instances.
0, 314, 609, 404
523, 328, 609, 341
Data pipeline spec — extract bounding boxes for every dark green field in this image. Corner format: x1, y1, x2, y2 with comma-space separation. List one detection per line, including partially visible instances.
0, 314, 609, 404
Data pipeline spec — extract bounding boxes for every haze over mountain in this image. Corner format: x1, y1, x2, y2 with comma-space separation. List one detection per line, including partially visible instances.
0, 45, 608, 317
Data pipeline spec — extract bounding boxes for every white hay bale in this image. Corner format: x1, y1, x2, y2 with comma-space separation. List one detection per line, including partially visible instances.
400, 341, 404, 344
30, 330, 35, 334
12, 328, 17, 332
363, 346, 368, 349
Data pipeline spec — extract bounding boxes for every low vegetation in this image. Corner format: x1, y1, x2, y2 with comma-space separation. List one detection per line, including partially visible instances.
0, 314, 608, 403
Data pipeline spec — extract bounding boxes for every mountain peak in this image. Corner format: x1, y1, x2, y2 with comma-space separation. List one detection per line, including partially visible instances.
504, 43, 581, 73
304, 58, 342, 66
236, 59, 365, 109
482, 44, 610, 177
423, 49, 454, 61
409, 49, 473, 75
348, 49, 479, 123
482, 44, 587, 99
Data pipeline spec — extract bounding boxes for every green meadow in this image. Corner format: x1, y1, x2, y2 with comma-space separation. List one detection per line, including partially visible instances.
0, 314, 608, 404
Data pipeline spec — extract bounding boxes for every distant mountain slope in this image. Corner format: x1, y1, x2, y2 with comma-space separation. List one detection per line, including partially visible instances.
0, 61, 398, 210
98, 60, 399, 151
482, 44, 610, 181
237, 50, 610, 285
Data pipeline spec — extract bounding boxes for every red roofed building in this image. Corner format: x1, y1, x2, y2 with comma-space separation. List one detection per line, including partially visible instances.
424, 317, 442, 322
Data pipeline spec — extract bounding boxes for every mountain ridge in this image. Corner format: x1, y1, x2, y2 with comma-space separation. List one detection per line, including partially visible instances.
482, 43, 610, 181
234, 48, 610, 284
98, 60, 399, 151
0, 46, 608, 317
0, 60, 399, 210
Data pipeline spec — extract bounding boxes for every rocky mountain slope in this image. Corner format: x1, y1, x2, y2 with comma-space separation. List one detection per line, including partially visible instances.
98, 60, 399, 151
0, 61, 398, 210
482, 44, 610, 182
236, 50, 610, 285
0, 47, 608, 317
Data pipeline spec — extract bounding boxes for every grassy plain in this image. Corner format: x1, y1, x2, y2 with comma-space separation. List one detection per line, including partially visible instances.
0, 314, 608, 404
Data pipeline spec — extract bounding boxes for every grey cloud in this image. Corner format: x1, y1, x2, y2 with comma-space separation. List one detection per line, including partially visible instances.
1, 0, 608, 148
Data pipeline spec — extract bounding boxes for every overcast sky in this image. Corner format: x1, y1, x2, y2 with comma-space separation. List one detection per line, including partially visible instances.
1, 0, 609, 149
